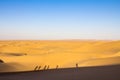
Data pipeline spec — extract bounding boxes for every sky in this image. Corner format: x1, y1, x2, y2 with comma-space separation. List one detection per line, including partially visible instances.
0, 0, 120, 40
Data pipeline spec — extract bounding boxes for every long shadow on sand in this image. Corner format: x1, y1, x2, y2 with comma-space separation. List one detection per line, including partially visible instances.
0, 64, 120, 80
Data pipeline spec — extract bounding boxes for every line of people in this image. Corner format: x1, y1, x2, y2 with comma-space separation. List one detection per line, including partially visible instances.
34, 65, 49, 71
34, 65, 59, 71
34, 63, 79, 71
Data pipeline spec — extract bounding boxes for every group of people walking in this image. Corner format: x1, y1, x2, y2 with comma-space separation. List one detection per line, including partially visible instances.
34, 65, 59, 71
34, 65, 49, 71
34, 63, 79, 71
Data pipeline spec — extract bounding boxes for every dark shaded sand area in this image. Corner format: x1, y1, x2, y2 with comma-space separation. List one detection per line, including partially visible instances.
0, 64, 120, 80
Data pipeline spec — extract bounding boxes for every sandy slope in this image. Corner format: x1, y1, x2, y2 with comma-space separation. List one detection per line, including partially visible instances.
0, 40, 120, 72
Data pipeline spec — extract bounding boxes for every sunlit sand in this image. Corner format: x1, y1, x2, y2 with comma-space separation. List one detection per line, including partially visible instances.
0, 40, 120, 72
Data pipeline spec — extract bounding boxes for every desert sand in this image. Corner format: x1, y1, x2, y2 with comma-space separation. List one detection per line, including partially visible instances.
0, 40, 120, 72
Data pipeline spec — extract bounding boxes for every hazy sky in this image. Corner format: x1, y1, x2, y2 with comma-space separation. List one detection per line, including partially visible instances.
0, 0, 120, 40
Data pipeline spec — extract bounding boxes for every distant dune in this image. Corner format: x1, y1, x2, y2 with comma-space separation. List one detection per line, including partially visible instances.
0, 40, 120, 72
79, 56, 120, 66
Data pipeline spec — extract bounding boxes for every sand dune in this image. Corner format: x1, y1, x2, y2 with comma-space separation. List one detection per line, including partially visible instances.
79, 56, 120, 66
0, 40, 120, 72
0, 62, 26, 72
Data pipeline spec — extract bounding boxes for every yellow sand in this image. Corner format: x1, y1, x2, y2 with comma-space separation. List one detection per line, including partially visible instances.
0, 40, 120, 72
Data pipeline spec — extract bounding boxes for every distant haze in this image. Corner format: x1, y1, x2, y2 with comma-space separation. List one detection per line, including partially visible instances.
0, 0, 120, 40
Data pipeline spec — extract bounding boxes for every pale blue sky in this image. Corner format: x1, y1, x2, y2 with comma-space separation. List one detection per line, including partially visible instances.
0, 0, 120, 40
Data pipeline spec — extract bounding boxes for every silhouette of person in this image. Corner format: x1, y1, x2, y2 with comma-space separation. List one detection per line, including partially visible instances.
56, 65, 58, 69
34, 66, 38, 71
38, 66, 41, 70
47, 65, 49, 69
76, 63, 78, 68
43, 65, 47, 70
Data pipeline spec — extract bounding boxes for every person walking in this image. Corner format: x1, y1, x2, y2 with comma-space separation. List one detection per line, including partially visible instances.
76, 63, 78, 68
38, 66, 41, 70
43, 65, 47, 70
34, 66, 38, 71
56, 65, 59, 69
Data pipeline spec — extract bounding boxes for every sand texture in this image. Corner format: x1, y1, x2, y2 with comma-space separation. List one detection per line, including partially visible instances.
0, 40, 120, 72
